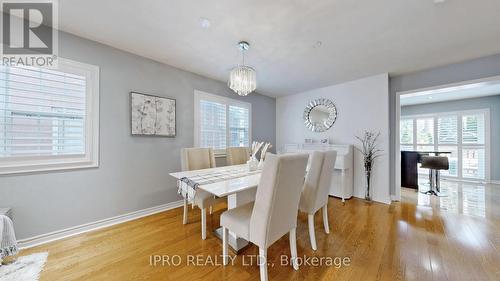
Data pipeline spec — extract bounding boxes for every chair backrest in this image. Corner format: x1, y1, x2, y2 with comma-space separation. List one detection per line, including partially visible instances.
299, 151, 337, 214
226, 147, 250, 165
180, 148, 216, 171
420, 156, 449, 170
249, 153, 309, 249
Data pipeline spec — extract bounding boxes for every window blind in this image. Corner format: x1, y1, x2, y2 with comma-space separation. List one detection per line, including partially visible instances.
199, 99, 226, 149
400, 110, 488, 180
438, 116, 458, 144
195, 91, 251, 152
0, 65, 86, 157
416, 118, 434, 144
228, 105, 249, 147
462, 114, 485, 144
400, 119, 413, 144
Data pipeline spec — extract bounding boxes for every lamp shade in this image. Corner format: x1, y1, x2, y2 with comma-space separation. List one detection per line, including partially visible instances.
228, 65, 257, 96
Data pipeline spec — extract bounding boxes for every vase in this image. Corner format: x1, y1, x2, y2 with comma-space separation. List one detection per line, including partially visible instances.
257, 158, 264, 170
247, 156, 259, 171
365, 169, 372, 201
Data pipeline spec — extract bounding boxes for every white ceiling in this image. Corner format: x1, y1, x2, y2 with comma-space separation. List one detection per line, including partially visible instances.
400, 79, 500, 106
58, 0, 500, 97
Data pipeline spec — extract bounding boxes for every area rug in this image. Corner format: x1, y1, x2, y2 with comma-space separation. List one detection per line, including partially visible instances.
0, 252, 48, 281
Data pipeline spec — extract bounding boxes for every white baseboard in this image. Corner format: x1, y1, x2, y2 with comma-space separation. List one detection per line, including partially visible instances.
390, 195, 401, 202
489, 180, 500, 185
18, 200, 184, 249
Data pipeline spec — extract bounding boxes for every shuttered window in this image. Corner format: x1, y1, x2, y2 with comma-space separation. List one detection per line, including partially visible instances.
462, 114, 485, 144
416, 118, 434, 144
199, 100, 226, 150
0, 65, 86, 157
438, 116, 458, 144
400, 119, 413, 145
229, 105, 249, 147
194, 91, 251, 154
400, 109, 489, 181
0, 59, 99, 174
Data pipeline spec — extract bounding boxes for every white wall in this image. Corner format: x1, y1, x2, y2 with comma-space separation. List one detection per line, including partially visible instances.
276, 73, 390, 204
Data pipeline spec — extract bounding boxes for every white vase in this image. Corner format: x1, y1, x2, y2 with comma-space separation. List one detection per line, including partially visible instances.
257, 158, 264, 170
247, 156, 259, 171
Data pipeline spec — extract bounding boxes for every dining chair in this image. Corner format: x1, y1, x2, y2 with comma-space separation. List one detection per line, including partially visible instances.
181, 147, 225, 240
220, 153, 309, 281
226, 147, 250, 165
299, 150, 337, 250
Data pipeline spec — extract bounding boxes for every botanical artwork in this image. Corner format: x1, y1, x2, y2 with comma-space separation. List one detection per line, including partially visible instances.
131, 92, 176, 136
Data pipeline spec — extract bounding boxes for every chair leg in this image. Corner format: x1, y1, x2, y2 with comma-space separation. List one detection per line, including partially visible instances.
258, 247, 268, 281
183, 197, 188, 225
308, 214, 317, 251
289, 228, 299, 270
323, 204, 330, 234
201, 208, 207, 240
222, 227, 229, 265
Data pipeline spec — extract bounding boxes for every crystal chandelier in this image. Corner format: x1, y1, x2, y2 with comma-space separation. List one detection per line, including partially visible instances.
228, 41, 257, 96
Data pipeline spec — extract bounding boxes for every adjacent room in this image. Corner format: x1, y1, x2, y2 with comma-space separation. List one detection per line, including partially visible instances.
0, 1, 499, 280
397, 78, 500, 217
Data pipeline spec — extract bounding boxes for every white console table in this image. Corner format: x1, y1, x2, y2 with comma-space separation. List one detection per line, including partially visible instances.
282, 143, 354, 201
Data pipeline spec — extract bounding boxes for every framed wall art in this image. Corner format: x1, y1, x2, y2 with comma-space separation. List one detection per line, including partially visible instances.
130, 92, 176, 137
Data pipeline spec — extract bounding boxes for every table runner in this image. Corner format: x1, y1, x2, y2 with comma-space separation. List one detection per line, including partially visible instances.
177, 166, 260, 201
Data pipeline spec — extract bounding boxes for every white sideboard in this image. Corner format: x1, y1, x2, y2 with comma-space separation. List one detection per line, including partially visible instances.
282, 143, 354, 201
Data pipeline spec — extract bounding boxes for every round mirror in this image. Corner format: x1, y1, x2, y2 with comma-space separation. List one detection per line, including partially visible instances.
303, 98, 337, 132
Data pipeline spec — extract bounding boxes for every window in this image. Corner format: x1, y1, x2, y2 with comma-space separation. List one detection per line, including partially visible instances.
0, 59, 99, 174
194, 90, 251, 154
400, 119, 413, 145
416, 118, 434, 144
438, 116, 458, 144
399, 109, 489, 181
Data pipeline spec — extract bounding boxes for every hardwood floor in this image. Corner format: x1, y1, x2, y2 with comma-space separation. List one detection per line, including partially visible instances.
20, 180, 500, 280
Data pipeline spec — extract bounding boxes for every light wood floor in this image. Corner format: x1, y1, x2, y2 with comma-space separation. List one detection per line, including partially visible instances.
21, 181, 500, 280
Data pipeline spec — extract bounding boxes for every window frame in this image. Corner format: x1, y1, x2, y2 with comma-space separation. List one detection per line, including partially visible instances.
0, 58, 100, 175
194, 90, 252, 156
400, 108, 490, 181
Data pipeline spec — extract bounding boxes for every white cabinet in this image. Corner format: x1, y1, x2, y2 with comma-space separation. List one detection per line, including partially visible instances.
282, 143, 354, 201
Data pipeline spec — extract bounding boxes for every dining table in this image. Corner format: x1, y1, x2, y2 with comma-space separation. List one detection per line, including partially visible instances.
169, 164, 261, 252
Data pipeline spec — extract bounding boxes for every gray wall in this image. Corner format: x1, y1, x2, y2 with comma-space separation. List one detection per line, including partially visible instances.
389, 54, 500, 195
401, 95, 500, 180
0, 31, 276, 239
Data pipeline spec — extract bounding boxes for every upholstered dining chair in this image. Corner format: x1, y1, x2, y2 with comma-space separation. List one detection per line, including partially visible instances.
220, 153, 309, 281
181, 148, 225, 240
299, 150, 337, 250
226, 147, 250, 165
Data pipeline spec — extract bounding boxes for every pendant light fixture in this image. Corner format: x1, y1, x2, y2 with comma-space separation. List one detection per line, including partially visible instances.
228, 41, 257, 96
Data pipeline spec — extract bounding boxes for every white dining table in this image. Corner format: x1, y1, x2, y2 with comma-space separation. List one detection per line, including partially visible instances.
169, 164, 261, 252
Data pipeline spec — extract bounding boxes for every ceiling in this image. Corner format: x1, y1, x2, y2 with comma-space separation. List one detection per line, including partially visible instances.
58, 0, 500, 97
400, 79, 500, 106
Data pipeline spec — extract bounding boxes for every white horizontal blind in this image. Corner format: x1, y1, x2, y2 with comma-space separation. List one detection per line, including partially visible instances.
462, 114, 485, 144
199, 99, 226, 150
462, 113, 486, 179
438, 116, 458, 144
195, 91, 251, 152
416, 118, 434, 144
400, 119, 413, 145
228, 105, 249, 147
400, 109, 489, 181
0, 65, 86, 158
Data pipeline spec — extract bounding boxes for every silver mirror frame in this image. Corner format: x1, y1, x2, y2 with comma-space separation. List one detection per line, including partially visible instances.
303, 98, 338, 132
